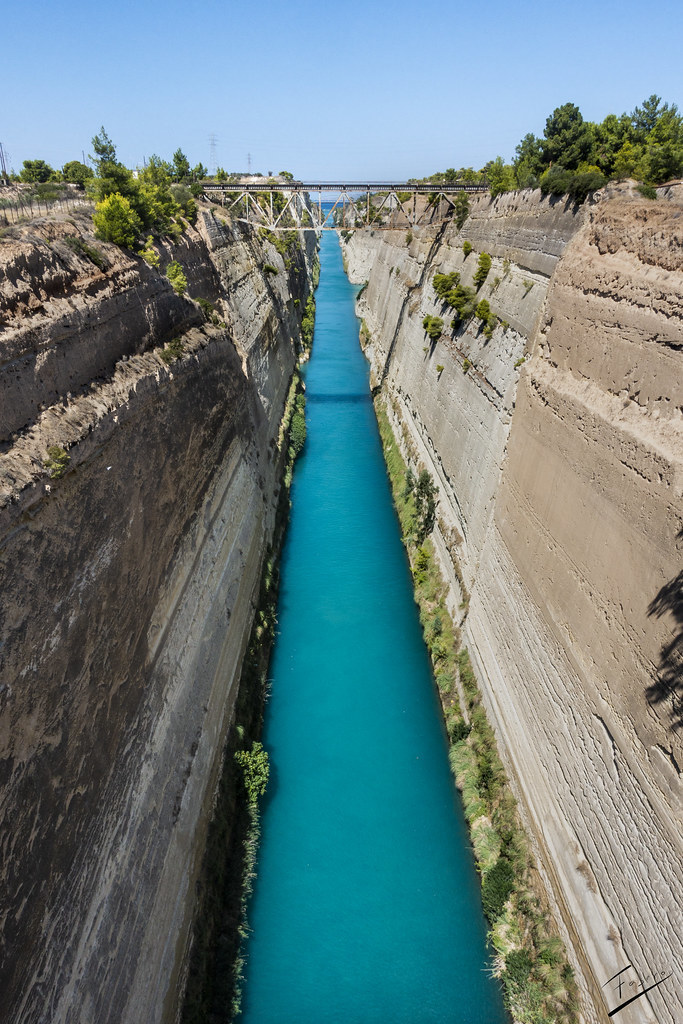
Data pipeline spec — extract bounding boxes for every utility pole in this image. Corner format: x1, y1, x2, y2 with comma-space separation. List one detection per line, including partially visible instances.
209, 134, 218, 177
0, 143, 9, 183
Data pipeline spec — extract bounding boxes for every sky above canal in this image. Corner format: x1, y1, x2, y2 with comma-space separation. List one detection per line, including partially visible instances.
5, 0, 682, 180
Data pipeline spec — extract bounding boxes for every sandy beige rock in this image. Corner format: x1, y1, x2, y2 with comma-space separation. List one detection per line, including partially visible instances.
344, 186, 683, 1024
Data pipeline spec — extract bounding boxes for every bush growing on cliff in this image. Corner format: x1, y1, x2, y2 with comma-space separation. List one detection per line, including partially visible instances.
288, 393, 307, 458
482, 856, 515, 921
414, 469, 438, 542
138, 235, 160, 268
473, 252, 492, 289
422, 315, 443, 340
462, 241, 472, 257
433, 272, 460, 301
166, 260, 187, 295
301, 295, 316, 351
234, 742, 270, 805
44, 445, 70, 479
160, 337, 184, 363
93, 192, 142, 248
454, 191, 470, 229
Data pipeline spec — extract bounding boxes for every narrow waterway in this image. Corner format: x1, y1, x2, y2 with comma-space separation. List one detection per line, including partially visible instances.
240, 232, 507, 1023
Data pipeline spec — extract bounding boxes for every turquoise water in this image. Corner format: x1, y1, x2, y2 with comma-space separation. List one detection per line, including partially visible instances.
240, 233, 507, 1024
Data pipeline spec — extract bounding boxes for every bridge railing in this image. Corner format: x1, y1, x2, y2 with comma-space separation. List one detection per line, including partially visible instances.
202, 180, 489, 231
202, 181, 489, 194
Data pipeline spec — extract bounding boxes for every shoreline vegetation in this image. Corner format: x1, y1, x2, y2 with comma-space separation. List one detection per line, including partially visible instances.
374, 397, 579, 1024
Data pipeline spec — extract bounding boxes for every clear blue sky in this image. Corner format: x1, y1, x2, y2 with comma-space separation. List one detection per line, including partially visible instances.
3, 0, 681, 180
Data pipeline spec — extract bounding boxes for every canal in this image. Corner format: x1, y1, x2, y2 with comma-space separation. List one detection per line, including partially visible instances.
240, 231, 507, 1023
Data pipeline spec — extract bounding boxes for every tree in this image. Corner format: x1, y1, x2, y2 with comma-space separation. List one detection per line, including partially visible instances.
91, 126, 117, 169
632, 94, 665, 141
593, 113, 632, 176
514, 133, 544, 188
610, 141, 641, 179
62, 160, 93, 185
542, 103, 594, 170
473, 252, 492, 289
20, 159, 55, 183
138, 155, 179, 231
172, 147, 190, 182
89, 126, 135, 203
485, 157, 516, 198
93, 192, 142, 247
191, 162, 207, 180
454, 191, 469, 229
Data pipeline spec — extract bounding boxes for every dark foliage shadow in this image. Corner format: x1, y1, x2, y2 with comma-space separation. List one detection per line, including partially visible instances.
647, 531, 683, 728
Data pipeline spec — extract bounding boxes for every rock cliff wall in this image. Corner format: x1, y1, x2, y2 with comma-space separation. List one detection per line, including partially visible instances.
343, 185, 682, 1024
0, 208, 316, 1024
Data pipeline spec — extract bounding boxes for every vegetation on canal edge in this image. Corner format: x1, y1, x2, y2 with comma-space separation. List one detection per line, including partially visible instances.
374, 397, 579, 1024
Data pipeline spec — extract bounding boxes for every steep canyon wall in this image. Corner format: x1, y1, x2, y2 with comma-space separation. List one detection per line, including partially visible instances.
0, 208, 316, 1023
343, 185, 682, 1024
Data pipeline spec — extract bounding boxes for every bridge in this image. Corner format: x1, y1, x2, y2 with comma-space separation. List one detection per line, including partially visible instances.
201, 180, 488, 231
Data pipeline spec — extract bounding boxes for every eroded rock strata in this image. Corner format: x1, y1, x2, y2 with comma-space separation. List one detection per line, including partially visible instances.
0, 209, 316, 1024
343, 183, 682, 1024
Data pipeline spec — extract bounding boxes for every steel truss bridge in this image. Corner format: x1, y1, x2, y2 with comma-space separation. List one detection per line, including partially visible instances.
201, 181, 489, 231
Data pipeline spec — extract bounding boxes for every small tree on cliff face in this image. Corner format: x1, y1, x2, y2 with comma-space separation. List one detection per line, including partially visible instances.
414, 469, 438, 543
234, 742, 270, 805
93, 192, 142, 247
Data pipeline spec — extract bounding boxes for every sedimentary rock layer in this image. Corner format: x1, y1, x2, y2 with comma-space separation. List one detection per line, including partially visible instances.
343, 184, 683, 1024
0, 208, 316, 1024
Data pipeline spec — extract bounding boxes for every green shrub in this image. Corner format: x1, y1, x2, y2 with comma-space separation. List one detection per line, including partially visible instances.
93, 192, 142, 247
289, 400, 306, 458
462, 357, 471, 373
414, 469, 437, 542
462, 240, 472, 257
301, 295, 315, 350
160, 337, 184, 363
449, 718, 471, 742
505, 948, 534, 988
234, 741, 270, 804
436, 364, 444, 374
482, 856, 515, 921
196, 297, 221, 325
138, 235, 160, 268
263, 262, 278, 275
539, 165, 573, 197
44, 445, 70, 479
637, 182, 657, 199
473, 252, 492, 289
568, 169, 607, 202
433, 271, 460, 299
475, 299, 491, 322
166, 260, 187, 295
422, 315, 443, 340
63, 235, 106, 270
454, 191, 469, 229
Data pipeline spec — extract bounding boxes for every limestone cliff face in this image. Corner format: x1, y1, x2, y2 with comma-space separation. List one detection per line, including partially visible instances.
0, 209, 316, 1024
343, 185, 683, 1024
